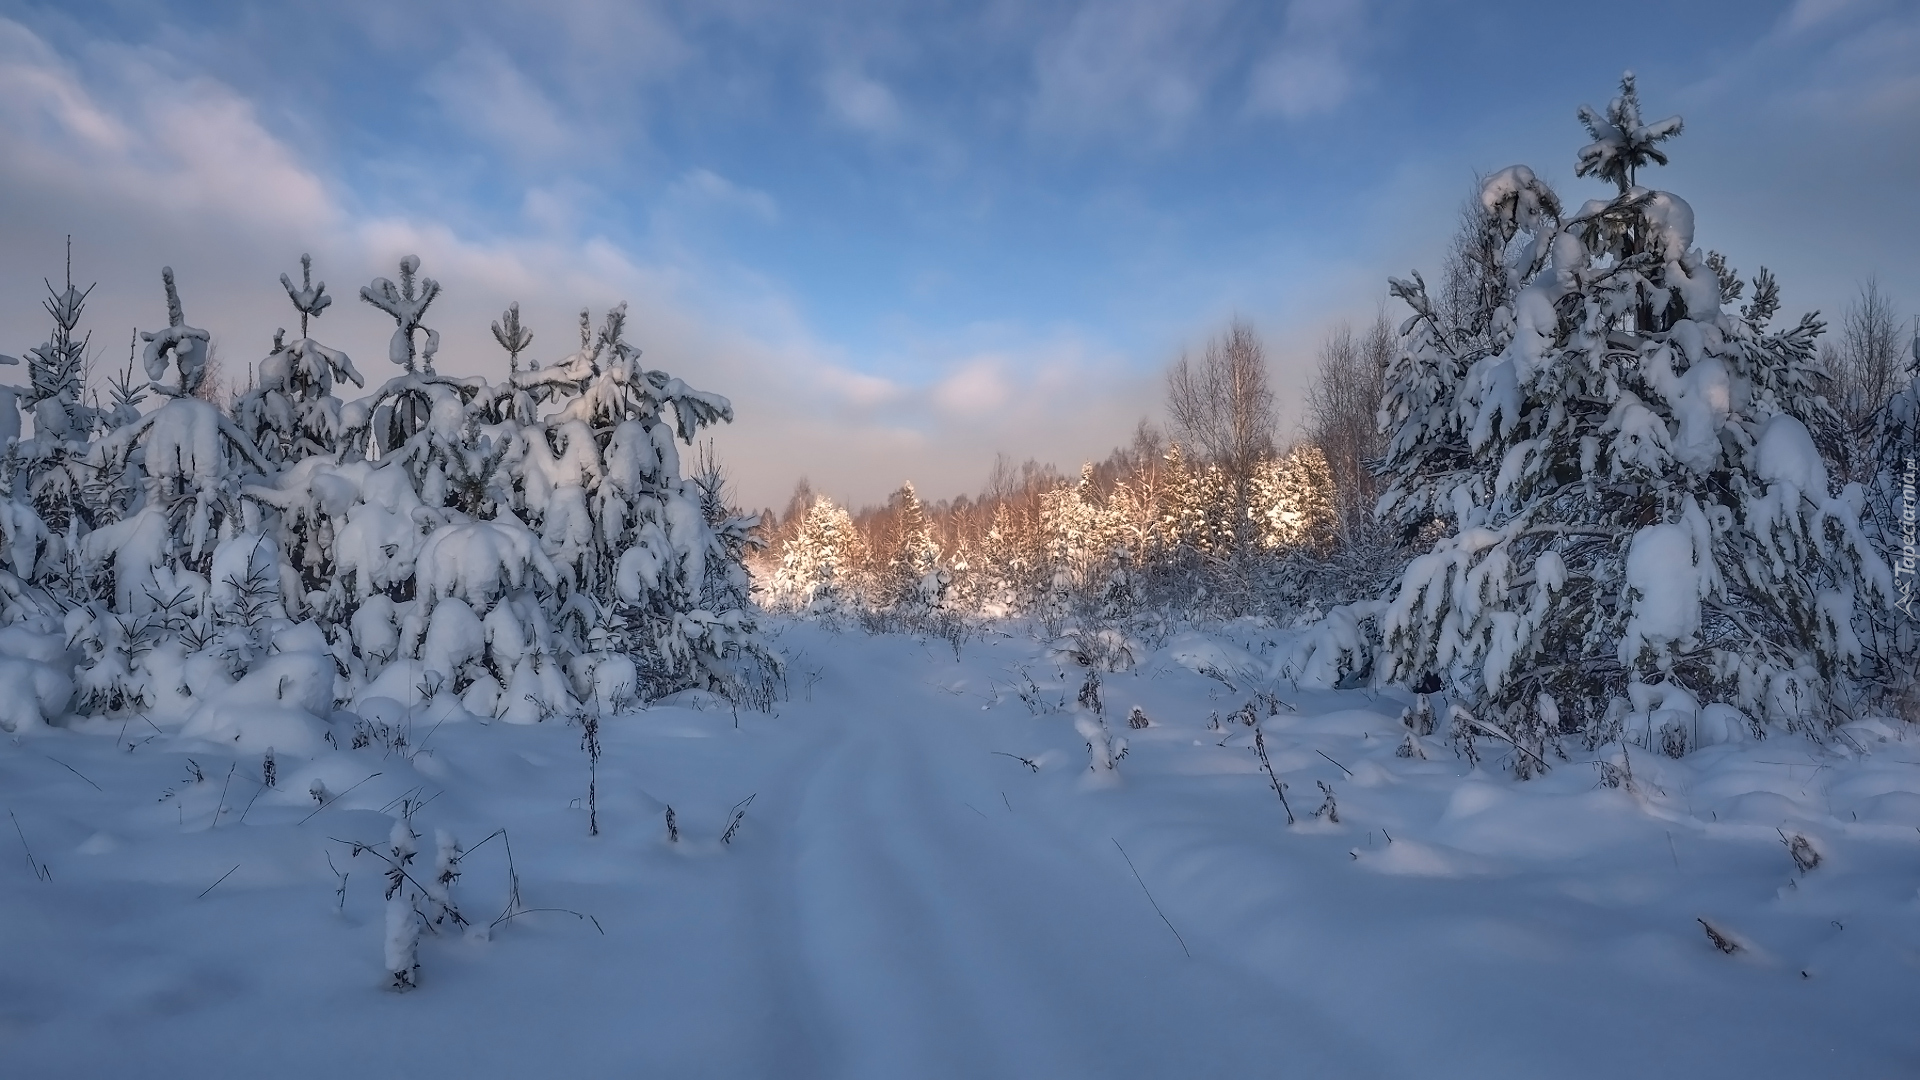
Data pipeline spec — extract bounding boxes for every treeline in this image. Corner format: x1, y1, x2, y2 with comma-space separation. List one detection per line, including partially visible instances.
747, 315, 1400, 637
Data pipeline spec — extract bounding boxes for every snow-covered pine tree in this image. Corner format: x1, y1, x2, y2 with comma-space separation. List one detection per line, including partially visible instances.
877, 481, 941, 610
70, 269, 286, 715
1159, 442, 1230, 558
1, 245, 777, 727
233, 254, 365, 468
974, 501, 1040, 618
362, 255, 441, 376
505, 303, 776, 706
492, 302, 534, 375
1375, 73, 1890, 772
342, 256, 508, 521
1252, 444, 1338, 551
4, 243, 100, 587
770, 496, 864, 616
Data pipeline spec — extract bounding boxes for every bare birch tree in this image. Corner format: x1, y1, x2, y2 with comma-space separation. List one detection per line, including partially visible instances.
1166, 319, 1274, 548
1305, 314, 1392, 542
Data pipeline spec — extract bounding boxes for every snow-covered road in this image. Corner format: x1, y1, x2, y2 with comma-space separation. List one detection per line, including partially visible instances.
3, 620, 1917, 1077
777, 692, 1379, 1079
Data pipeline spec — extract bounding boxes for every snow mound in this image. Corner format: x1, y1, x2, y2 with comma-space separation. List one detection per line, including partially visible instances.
178, 651, 337, 754
1851, 791, 1920, 826
0, 655, 74, 732
1165, 631, 1265, 688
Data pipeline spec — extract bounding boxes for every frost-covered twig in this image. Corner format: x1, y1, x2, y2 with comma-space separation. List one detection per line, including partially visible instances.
1315, 749, 1354, 778
299, 771, 383, 824
721, 794, 757, 845
1113, 839, 1189, 959
1697, 918, 1741, 954
10, 808, 50, 883
580, 710, 602, 837
326, 850, 349, 913
491, 907, 604, 936
212, 762, 235, 828
197, 863, 240, 899
1312, 780, 1340, 823
1252, 723, 1296, 825
42, 754, 102, 792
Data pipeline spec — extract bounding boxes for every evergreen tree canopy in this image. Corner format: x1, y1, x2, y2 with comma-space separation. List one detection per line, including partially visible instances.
1375, 74, 1889, 772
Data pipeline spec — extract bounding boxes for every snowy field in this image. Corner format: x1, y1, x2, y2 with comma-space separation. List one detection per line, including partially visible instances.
3, 618, 1917, 1078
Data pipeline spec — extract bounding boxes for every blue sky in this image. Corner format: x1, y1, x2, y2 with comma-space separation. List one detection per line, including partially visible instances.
0, 0, 1914, 509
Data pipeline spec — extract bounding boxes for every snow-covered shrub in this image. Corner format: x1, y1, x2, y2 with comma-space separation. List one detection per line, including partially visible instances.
1369, 74, 1889, 770
383, 815, 423, 990
1075, 711, 1127, 777
1282, 600, 1382, 690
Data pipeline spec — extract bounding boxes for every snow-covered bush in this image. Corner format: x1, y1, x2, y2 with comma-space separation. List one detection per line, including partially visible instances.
1371, 74, 1890, 770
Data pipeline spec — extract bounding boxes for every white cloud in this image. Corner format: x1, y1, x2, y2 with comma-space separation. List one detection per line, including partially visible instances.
666, 168, 780, 223
818, 365, 905, 409
1245, 0, 1368, 119
1782, 0, 1864, 34
823, 67, 905, 136
0, 19, 333, 230
1027, 0, 1234, 143
422, 42, 576, 160
932, 356, 1012, 416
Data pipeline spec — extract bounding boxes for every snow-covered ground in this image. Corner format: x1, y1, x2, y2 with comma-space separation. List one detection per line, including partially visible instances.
3, 619, 1917, 1078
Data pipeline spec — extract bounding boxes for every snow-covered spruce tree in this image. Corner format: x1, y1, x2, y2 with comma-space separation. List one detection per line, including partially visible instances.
769, 495, 865, 617
503, 302, 778, 707
232, 254, 365, 469
70, 268, 290, 718
973, 501, 1042, 618
1252, 443, 1338, 552
1, 244, 100, 595
1375, 74, 1889, 771
1159, 442, 1231, 559
874, 481, 942, 612
1039, 465, 1117, 607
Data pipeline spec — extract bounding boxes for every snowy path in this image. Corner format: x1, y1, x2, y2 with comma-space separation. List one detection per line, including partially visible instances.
774, 696, 1379, 1079
4, 620, 1920, 1077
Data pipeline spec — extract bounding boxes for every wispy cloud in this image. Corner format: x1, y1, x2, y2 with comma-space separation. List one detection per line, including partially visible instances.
1245, 0, 1370, 119
0, 18, 332, 229
1026, 0, 1237, 144
666, 168, 780, 223
423, 42, 577, 160
823, 66, 906, 137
